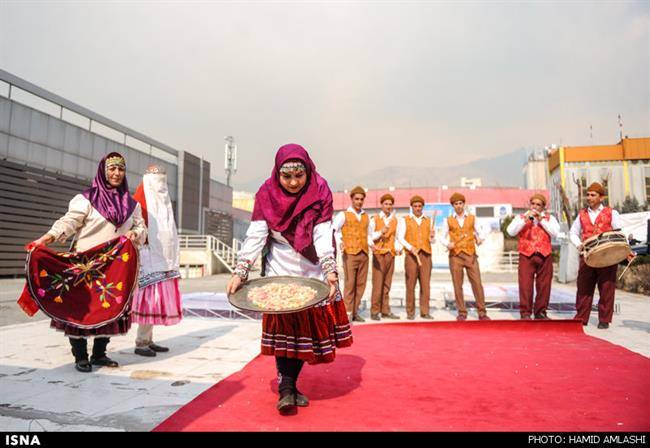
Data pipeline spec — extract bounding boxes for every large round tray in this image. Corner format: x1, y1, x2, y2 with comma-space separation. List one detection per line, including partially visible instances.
227, 276, 330, 314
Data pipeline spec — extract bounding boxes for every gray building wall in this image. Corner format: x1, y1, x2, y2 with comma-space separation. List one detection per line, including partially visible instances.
0, 96, 178, 202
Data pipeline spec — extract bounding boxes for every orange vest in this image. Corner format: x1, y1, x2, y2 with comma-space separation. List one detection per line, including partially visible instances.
447, 214, 476, 256
342, 211, 369, 255
404, 215, 432, 254
517, 215, 552, 257
372, 214, 397, 256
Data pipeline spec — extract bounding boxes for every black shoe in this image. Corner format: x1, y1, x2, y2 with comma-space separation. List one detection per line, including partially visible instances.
134, 347, 157, 357
370, 314, 381, 321
352, 315, 366, 323
382, 313, 400, 319
75, 360, 92, 373
420, 314, 434, 320
149, 343, 169, 353
535, 313, 550, 320
277, 393, 297, 411
406, 315, 415, 320
90, 356, 119, 367
597, 322, 610, 329
295, 390, 309, 407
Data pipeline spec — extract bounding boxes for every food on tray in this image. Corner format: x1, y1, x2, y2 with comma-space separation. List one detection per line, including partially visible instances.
247, 282, 318, 311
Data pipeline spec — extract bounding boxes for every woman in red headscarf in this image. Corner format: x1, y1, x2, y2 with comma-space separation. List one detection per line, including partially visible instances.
226, 144, 352, 412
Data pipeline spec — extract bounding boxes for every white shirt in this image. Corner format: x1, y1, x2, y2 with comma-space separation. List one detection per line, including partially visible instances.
237, 220, 334, 280
47, 194, 147, 252
569, 204, 622, 248
333, 207, 372, 250
396, 213, 432, 252
368, 211, 402, 252
439, 212, 486, 249
506, 212, 561, 239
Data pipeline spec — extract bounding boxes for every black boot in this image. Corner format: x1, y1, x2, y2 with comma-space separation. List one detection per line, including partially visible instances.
277, 376, 297, 411
69, 338, 92, 373
291, 359, 308, 406
275, 357, 297, 411
90, 337, 119, 367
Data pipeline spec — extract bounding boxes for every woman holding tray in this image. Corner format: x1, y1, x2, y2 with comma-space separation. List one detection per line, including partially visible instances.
226, 143, 352, 413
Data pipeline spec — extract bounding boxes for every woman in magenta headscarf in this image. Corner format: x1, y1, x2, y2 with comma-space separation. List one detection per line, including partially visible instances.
227, 144, 352, 412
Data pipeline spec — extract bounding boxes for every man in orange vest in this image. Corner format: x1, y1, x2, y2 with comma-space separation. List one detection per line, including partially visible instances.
569, 182, 634, 329
334, 186, 371, 322
369, 193, 401, 321
441, 192, 490, 321
396, 195, 435, 320
507, 194, 560, 320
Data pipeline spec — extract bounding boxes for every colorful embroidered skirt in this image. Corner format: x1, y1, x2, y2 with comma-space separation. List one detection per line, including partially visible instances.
20, 236, 139, 337
261, 292, 353, 364
131, 277, 183, 326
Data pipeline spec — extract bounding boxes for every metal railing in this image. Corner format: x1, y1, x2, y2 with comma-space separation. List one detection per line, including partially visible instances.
492, 251, 520, 273
179, 234, 241, 274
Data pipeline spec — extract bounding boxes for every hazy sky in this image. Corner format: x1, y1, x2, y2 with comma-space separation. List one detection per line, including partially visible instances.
1, 1, 649, 190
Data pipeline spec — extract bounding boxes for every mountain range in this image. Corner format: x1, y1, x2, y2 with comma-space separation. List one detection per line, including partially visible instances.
235, 148, 529, 192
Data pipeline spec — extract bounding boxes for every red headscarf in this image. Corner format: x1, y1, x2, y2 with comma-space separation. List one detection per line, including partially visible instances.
252, 144, 333, 263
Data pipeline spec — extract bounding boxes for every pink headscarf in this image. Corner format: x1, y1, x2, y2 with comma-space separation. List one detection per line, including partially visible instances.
252, 144, 333, 263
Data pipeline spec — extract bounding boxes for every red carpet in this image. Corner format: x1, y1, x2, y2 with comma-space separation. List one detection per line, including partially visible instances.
154, 320, 650, 431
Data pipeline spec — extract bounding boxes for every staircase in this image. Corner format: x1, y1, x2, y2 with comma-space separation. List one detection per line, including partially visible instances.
179, 235, 241, 274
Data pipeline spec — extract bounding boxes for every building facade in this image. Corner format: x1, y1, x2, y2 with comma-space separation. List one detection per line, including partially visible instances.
547, 137, 650, 223
523, 148, 551, 190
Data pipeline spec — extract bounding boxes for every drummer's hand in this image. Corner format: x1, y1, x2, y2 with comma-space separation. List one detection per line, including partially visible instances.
327, 272, 338, 301
124, 231, 136, 242
226, 275, 244, 295
627, 251, 637, 262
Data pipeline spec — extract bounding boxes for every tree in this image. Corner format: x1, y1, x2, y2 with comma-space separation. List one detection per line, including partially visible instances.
501, 215, 516, 240
621, 196, 642, 214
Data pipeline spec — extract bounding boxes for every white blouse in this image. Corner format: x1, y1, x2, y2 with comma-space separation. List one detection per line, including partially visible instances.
46, 194, 147, 252
236, 220, 335, 281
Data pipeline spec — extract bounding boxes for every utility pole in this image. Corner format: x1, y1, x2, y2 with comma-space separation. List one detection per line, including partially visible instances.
224, 136, 237, 187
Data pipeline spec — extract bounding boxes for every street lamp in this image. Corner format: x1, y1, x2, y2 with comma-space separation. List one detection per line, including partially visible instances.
224, 136, 237, 187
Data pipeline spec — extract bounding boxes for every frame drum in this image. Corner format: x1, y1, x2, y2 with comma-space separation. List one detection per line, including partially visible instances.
582, 231, 630, 268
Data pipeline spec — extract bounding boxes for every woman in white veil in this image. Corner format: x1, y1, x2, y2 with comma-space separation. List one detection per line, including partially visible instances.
132, 165, 182, 356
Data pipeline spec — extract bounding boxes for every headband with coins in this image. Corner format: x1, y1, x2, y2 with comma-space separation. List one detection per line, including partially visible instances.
279, 162, 306, 174
104, 155, 126, 180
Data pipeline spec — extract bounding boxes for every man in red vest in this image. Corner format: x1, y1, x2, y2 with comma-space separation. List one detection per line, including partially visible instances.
569, 182, 634, 329
507, 194, 560, 320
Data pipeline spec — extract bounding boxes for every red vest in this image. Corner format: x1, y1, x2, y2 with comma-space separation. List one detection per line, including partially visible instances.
517, 215, 552, 257
579, 207, 613, 240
